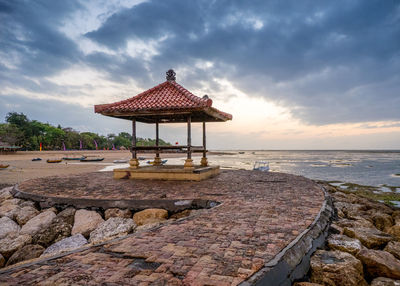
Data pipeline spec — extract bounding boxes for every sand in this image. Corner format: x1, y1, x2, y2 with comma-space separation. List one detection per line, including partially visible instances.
0, 150, 193, 186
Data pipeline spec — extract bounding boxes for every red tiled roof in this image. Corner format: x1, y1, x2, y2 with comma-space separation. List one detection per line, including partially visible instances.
94, 80, 232, 121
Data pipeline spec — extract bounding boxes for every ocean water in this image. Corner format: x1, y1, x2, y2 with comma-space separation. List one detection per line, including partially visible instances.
205, 150, 400, 188
102, 150, 400, 189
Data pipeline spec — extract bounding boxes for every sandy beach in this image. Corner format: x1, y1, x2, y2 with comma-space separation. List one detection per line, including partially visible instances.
0, 150, 194, 186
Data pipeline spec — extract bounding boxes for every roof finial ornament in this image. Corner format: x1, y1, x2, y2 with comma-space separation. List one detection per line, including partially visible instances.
166, 69, 176, 81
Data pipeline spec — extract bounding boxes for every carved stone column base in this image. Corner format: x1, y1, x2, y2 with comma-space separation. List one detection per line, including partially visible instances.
200, 157, 208, 167
184, 159, 194, 169
153, 156, 162, 166
129, 158, 139, 169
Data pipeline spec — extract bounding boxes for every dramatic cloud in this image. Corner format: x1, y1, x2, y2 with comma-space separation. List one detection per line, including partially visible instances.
0, 0, 399, 148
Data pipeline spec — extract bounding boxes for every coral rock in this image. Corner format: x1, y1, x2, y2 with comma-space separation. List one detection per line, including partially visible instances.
370, 277, 400, 286
15, 206, 40, 226
42, 234, 87, 256
343, 227, 393, 249
0, 233, 32, 259
327, 234, 363, 255
89, 217, 136, 244
357, 249, 400, 280
0, 216, 20, 239
104, 208, 132, 220
385, 241, 400, 260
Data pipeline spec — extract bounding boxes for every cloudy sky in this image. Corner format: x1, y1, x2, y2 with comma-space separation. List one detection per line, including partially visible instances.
1, 0, 399, 149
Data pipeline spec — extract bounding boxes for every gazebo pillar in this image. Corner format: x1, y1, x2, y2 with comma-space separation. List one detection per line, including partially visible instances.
129, 118, 139, 169
153, 119, 162, 166
184, 115, 194, 169
200, 121, 208, 166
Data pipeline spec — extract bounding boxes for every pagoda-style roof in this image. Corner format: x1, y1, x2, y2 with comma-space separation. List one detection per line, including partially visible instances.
94, 71, 232, 123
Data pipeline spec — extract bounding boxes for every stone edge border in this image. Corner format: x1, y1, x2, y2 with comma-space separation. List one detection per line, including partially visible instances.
10, 184, 217, 212
240, 185, 333, 286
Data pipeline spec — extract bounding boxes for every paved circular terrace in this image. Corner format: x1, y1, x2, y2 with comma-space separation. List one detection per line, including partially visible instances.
1, 170, 327, 285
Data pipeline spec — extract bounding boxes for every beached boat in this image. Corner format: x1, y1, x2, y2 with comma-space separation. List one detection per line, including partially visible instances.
62, 156, 86, 160
138, 157, 146, 161
32, 158, 42, 161
0, 164, 9, 169
239, 151, 245, 154
47, 159, 62, 163
113, 159, 128, 163
80, 158, 104, 162
253, 161, 269, 172
146, 159, 168, 165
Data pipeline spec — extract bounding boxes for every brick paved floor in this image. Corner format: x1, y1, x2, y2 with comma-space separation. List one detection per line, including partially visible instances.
0, 170, 324, 285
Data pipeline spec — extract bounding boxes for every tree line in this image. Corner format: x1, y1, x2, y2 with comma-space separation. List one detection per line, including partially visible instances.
0, 112, 170, 151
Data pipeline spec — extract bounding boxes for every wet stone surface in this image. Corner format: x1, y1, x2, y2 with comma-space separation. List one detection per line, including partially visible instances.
1, 170, 324, 285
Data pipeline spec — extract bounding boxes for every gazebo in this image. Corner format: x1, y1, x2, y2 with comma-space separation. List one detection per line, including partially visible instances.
94, 69, 232, 180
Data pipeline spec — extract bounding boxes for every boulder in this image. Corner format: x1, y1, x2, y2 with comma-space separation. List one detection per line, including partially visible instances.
337, 218, 375, 229
104, 208, 132, 220
370, 277, 400, 286
0, 200, 21, 219
32, 216, 72, 247
0, 233, 32, 259
42, 234, 87, 256
56, 207, 76, 225
170, 210, 192, 220
357, 249, 400, 279
293, 283, 323, 286
18, 200, 37, 209
0, 217, 20, 239
372, 213, 394, 232
310, 250, 367, 286
327, 234, 363, 255
71, 209, 104, 237
89, 217, 136, 244
335, 202, 368, 220
343, 227, 393, 249
385, 241, 400, 260
5, 244, 44, 266
133, 208, 168, 226
0, 254, 4, 268
0, 187, 13, 203
20, 210, 56, 236
393, 211, 400, 225
388, 225, 400, 240
15, 206, 40, 226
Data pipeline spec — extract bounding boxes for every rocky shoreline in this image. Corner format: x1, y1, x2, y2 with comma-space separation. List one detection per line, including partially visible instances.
0, 186, 191, 269
294, 183, 400, 286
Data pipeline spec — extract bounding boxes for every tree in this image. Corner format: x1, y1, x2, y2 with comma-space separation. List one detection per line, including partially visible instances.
0, 123, 23, 146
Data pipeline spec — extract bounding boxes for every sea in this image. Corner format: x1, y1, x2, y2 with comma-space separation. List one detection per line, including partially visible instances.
103, 150, 400, 190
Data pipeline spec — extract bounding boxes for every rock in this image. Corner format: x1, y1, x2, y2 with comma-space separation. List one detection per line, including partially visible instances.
5, 244, 44, 266
0, 233, 32, 259
327, 234, 363, 255
329, 223, 344, 234
42, 207, 57, 214
15, 206, 40, 226
42, 234, 87, 256
371, 277, 400, 286
385, 241, 400, 260
337, 217, 375, 229
32, 207, 76, 247
20, 210, 56, 236
104, 208, 132, 220
18, 200, 37, 208
293, 283, 323, 286
133, 208, 168, 226
335, 202, 368, 220
0, 200, 21, 219
357, 249, 400, 279
0, 187, 13, 203
170, 210, 192, 220
0, 254, 4, 268
56, 207, 76, 225
0, 217, 20, 239
343, 227, 393, 249
89, 217, 136, 244
388, 225, 400, 240
71, 209, 104, 237
135, 222, 161, 232
372, 213, 394, 232
393, 211, 400, 225
310, 250, 367, 286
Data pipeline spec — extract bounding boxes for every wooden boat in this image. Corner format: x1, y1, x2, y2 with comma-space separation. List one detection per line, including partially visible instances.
146, 159, 168, 165
253, 161, 270, 172
0, 164, 9, 169
62, 156, 86, 160
32, 158, 42, 161
80, 158, 104, 162
47, 159, 62, 163
138, 157, 146, 161
113, 159, 128, 163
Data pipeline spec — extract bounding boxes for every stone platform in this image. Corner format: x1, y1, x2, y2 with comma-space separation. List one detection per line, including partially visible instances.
0, 170, 331, 285
113, 165, 220, 181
